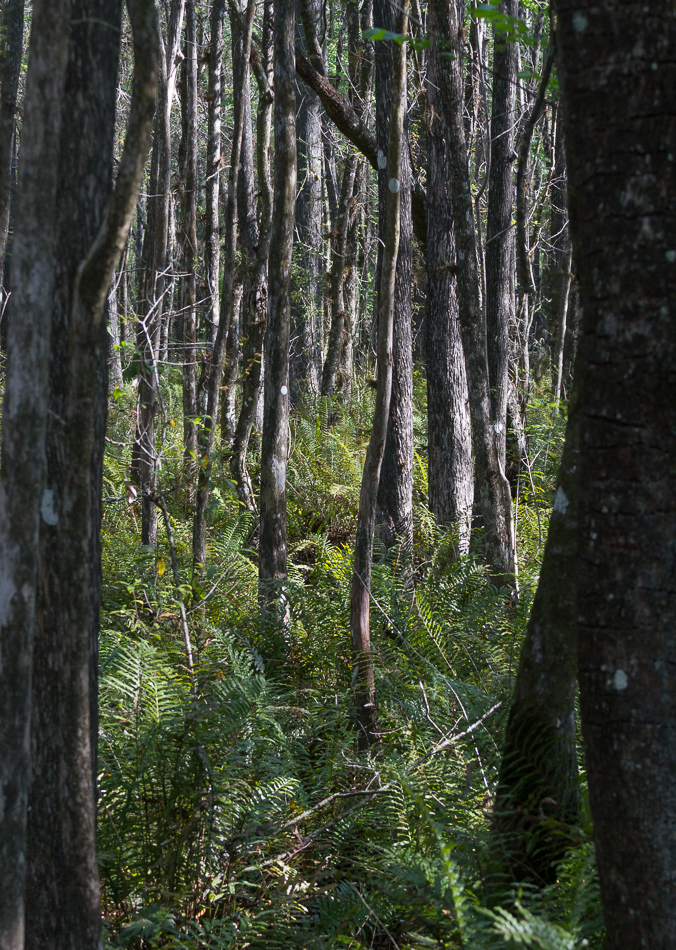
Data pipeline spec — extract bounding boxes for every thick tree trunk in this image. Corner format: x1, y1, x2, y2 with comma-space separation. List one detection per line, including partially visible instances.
0, 2, 70, 944
374, 0, 413, 552
485, 0, 517, 464
24, 1, 157, 948
491, 382, 581, 891
258, 0, 296, 613
350, 0, 408, 749
0, 0, 24, 304
557, 3, 676, 946
429, 0, 514, 586
425, 33, 473, 549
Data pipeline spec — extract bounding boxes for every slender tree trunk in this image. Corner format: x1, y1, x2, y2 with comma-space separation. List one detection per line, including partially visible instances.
108, 274, 124, 388
0, 0, 24, 305
179, 0, 198, 466
549, 108, 570, 402
205, 0, 224, 342
322, 152, 357, 396
429, 0, 514, 586
425, 32, 473, 549
258, 0, 297, 613
350, 0, 408, 749
558, 3, 676, 945
230, 28, 274, 509
192, 0, 256, 571
291, 0, 323, 400
485, 0, 517, 463
374, 0, 413, 552
0, 3, 70, 944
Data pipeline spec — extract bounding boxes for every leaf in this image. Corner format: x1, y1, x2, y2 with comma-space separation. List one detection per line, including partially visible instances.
156, 557, 166, 577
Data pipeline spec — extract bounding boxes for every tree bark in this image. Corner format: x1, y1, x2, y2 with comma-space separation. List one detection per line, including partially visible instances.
429, 0, 515, 586
205, 0, 224, 342
0, 0, 24, 304
24, 1, 158, 948
491, 380, 581, 891
192, 0, 256, 571
179, 0, 198, 465
485, 0, 517, 464
374, 0, 413, 552
291, 0, 323, 399
0, 2, 70, 944
258, 0, 297, 613
350, 0, 408, 749
425, 28, 473, 549
557, 2, 676, 945
230, 31, 274, 510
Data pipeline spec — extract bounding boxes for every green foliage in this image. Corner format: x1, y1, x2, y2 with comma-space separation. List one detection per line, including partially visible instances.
99, 376, 601, 949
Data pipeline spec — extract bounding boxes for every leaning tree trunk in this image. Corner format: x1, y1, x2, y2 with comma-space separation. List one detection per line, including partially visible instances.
258, 0, 297, 615
350, 0, 408, 749
557, 2, 676, 946
0, 0, 24, 305
0, 1, 70, 944
425, 25, 473, 550
429, 0, 514, 586
484, 0, 517, 465
24, 2, 158, 949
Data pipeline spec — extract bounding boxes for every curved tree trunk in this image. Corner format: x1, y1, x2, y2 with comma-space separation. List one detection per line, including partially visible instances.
350, 0, 408, 749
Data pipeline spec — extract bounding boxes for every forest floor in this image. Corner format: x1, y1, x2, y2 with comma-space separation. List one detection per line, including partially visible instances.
99, 369, 604, 949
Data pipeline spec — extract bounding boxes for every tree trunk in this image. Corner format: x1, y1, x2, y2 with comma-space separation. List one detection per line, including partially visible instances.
205, 0, 224, 342
179, 0, 198, 466
425, 30, 473, 549
291, 0, 323, 400
230, 28, 274, 510
374, 0, 413, 552
192, 0, 256, 571
258, 0, 297, 613
350, 0, 408, 749
0, 2, 70, 944
0, 0, 24, 304
429, 0, 514, 586
558, 2, 676, 945
485, 0, 517, 464
491, 379, 581, 892
24, 1, 157, 948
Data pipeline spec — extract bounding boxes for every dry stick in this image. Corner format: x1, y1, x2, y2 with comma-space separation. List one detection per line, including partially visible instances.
154, 492, 195, 680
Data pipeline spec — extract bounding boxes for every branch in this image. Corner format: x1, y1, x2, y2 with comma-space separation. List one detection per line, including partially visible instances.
295, 45, 427, 249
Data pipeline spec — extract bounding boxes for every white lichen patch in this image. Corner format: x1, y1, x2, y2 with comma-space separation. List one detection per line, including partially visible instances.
613, 669, 629, 691
572, 11, 588, 32
389, 178, 400, 193
553, 486, 569, 515
41, 488, 58, 526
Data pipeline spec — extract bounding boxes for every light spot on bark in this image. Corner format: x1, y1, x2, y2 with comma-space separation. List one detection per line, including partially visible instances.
572, 11, 588, 32
613, 669, 628, 691
666, 249, 676, 262
553, 486, 569, 514
377, 149, 387, 169
652, 62, 658, 70
41, 489, 58, 525
280, 385, 288, 396
389, 178, 400, 193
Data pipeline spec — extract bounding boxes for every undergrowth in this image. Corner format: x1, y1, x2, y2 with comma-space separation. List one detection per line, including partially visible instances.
99, 371, 602, 949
